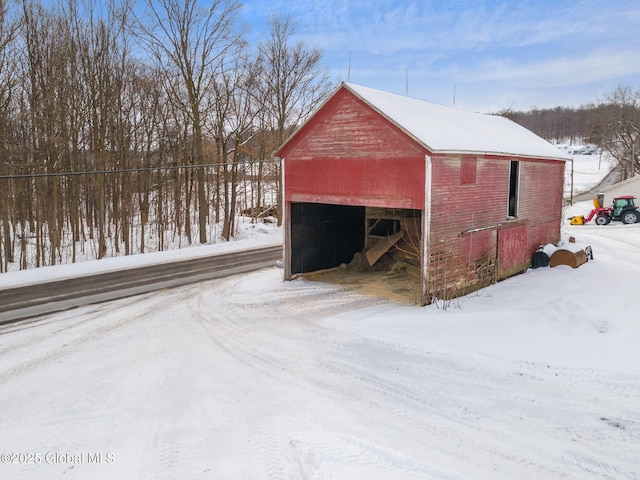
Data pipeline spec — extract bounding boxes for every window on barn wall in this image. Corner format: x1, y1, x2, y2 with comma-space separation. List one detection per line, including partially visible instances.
460, 157, 477, 185
508, 161, 519, 217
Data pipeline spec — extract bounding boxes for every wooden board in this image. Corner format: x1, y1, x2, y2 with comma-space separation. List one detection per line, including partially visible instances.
365, 230, 405, 267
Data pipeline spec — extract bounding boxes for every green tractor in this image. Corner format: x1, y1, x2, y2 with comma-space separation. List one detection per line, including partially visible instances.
569, 195, 640, 225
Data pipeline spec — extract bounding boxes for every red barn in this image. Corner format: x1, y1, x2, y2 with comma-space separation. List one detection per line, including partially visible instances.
275, 83, 568, 305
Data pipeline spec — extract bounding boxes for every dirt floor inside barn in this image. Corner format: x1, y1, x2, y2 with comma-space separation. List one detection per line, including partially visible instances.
301, 251, 422, 304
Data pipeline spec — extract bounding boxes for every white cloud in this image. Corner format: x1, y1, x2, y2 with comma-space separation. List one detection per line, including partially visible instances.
241, 0, 640, 110
464, 49, 640, 88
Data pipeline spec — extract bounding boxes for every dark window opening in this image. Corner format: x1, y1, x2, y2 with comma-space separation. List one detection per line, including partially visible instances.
508, 161, 519, 217
368, 218, 400, 237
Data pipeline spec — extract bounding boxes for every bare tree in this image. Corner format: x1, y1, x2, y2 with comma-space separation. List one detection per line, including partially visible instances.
0, 0, 21, 272
207, 47, 259, 240
65, 0, 135, 259
1, 0, 330, 273
597, 85, 640, 179
0, 0, 18, 109
256, 14, 331, 226
136, 0, 243, 244
21, 0, 72, 266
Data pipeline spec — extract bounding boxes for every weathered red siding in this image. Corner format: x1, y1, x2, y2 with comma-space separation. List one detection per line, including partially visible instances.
518, 160, 565, 251
282, 89, 427, 209
428, 155, 508, 296
427, 154, 564, 296
497, 222, 528, 279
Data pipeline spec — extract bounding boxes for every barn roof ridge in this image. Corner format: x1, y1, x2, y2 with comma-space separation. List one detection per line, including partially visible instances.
341, 82, 569, 161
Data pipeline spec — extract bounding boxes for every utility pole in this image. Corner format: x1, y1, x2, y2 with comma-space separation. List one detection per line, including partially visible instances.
405, 69, 408, 96
570, 155, 574, 205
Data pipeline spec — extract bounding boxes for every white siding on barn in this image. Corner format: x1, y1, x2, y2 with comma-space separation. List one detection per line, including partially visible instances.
601, 175, 640, 206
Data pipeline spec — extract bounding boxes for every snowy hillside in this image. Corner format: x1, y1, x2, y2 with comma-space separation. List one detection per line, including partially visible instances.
560, 146, 616, 198
0, 149, 638, 479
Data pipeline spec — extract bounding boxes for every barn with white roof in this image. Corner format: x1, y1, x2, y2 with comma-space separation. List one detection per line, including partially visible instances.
599, 175, 640, 207
275, 83, 569, 305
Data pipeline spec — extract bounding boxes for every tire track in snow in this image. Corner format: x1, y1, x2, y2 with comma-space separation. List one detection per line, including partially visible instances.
212, 271, 639, 478
1, 267, 636, 479
341, 330, 640, 480
187, 278, 456, 479
568, 224, 640, 268
0, 286, 200, 385
0, 294, 157, 357
568, 453, 639, 480
185, 272, 584, 479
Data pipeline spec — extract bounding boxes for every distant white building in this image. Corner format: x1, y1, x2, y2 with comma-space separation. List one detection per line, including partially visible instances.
557, 144, 598, 155
600, 175, 640, 206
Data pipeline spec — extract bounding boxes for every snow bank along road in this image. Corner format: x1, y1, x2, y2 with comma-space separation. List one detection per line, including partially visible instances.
0, 225, 638, 480
0, 245, 282, 324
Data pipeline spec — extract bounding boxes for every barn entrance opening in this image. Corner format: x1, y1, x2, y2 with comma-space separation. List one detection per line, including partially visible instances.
364, 208, 421, 259
289, 202, 365, 275
290, 203, 422, 303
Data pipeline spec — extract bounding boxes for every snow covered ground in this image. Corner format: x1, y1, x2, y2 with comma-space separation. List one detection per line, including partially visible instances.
556, 143, 616, 197
564, 151, 615, 198
1, 151, 639, 479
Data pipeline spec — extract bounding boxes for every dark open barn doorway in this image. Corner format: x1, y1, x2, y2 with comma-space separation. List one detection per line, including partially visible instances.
289, 203, 423, 304
289, 202, 365, 275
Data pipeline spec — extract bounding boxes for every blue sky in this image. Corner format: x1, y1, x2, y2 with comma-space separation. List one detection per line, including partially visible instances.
240, 0, 640, 113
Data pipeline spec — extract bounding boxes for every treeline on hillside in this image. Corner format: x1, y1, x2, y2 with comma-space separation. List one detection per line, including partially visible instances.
499, 85, 640, 180
0, 0, 331, 272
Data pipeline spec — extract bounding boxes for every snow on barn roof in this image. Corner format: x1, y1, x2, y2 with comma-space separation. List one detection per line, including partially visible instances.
344, 83, 569, 161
